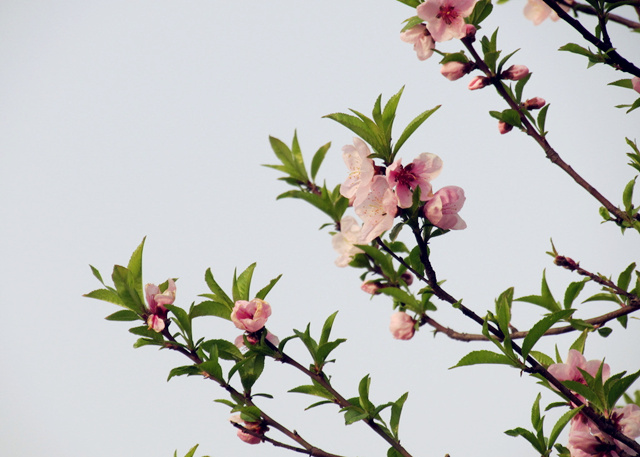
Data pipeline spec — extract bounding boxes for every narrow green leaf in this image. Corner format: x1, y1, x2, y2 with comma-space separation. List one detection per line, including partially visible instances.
522, 309, 574, 359
549, 406, 583, 447
126, 238, 146, 301
358, 375, 374, 412
203, 268, 233, 307
559, 43, 595, 57
316, 339, 346, 365
451, 350, 517, 368
310, 142, 331, 180
112, 265, 145, 314
105, 309, 140, 321
233, 263, 256, 302
255, 274, 282, 301
320, 311, 339, 346
395, 0, 421, 7
84, 288, 125, 307
167, 365, 201, 381
607, 369, 640, 408
392, 105, 440, 156
183, 444, 200, 457
537, 103, 549, 134
618, 263, 636, 292
89, 265, 106, 286
609, 79, 633, 89
531, 393, 542, 431
288, 384, 335, 400
390, 392, 409, 439
564, 280, 587, 309
622, 177, 636, 211
190, 300, 232, 320
290, 131, 309, 182
164, 304, 191, 337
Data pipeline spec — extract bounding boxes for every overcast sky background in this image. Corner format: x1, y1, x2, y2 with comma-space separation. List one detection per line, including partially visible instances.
1, 1, 639, 457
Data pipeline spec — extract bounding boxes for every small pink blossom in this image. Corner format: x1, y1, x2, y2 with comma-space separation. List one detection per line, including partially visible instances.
524, 0, 571, 25
144, 279, 176, 332
633, 77, 640, 94
230, 414, 264, 445
468, 75, 489, 90
616, 404, 640, 439
498, 120, 513, 135
231, 298, 272, 333
389, 312, 416, 340
417, 0, 478, 42
355, 175, 398, 243
502, 65, 529, 81
424, 186, 467, 230
440, 61, 471, 81
361, 281, 382, 295
568, 416, 604, 457
524, 97, 546, 110
548, 350, 610, 403
340, 138, 375, 201
234, 331, 280, 350
464, 24, 477, 40
386, 153, 443, 208
332, 216, 364, 267
400, 23, 435, 61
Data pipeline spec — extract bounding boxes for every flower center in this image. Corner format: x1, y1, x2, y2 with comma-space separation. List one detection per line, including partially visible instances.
436, 5, 459, 25
395, 163, 417, 188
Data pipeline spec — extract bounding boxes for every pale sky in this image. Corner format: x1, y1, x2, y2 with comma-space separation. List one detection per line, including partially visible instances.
1, 1, 639, 457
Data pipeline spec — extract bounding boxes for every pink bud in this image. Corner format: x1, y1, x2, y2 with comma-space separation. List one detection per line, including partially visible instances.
400, 272, 413, 286
632, 77, 640, 94
230, 414, 264, 445
361, 281, 381, 295
464, 24, 477, 41
389, 312, 416, 340
498, 121, 513, 135
523, 97, 546, 110
502, 65, 529, 81
468, 75, 489, 90
440, 61, 470, 81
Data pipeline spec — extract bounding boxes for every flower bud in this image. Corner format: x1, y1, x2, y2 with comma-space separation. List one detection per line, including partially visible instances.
361, 281, 382, 295
502, 65, 529, 81
440, 61, 471, 81
389, 312, 416, 340
230, 414, 264, 445
464, 24, 477, 41
498, 121, 513, 135
400, 272, 414, 286
632, 77, 640, 94
468, 75, 489, 90
523, 97, 546, 110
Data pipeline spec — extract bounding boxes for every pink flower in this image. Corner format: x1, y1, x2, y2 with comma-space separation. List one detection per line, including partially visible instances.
524, 0, 571, 25
568, 416, 605, 457
340, 138, 375, 201
386, 153, 443, 208
417, 0, 477, 42
468, 75, 489, 90
234, 331, 280, 350
332, 216, 364, 267
633, 77, 640, 94
440, 61, 471, 81
231, 298, 272, 333
355, 175, 398, 243
230, 414, 264, 445
524, 97, 546, 110
400, 23, 435, 61
389, 312, 416, 340
144, 279, 176, 332
498, 120, 513, 134
502, 65, 529, 81
424, 186, 467, 230
548, 349, 610, 385
361, 281, 382, 295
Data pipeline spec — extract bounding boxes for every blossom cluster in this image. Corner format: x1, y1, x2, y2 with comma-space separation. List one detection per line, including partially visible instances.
144, 279, 176, 332
332, 137, 466, 267
550, 350, 640, 457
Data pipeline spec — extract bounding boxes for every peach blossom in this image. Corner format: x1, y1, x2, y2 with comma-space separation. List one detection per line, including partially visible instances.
468, 75, 489, 90
502, 65, 529, 81
424, 186, 466, 230
340, 138, 375, 200
231, 298, 272, 333
332, 216, 364, 267
440, 61, 471, 81
417, 0, 477, 42
386, 153, 443, 208
633, 77, 640, 94
400, 23, 435, 61
389, 312, 416, 340
355, 175, 398, 243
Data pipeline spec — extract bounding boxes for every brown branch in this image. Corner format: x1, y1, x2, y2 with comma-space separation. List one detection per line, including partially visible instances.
461, 37, 638, 227
563, 0, 640, 30
542, 0, 640, 77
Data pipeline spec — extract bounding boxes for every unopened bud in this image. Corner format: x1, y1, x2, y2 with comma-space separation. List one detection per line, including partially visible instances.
498, 121, 513, 135
523, 97, 546, 110
468, 75, 489, 90
361, 281, 382, 295
554, 255, 579, 270
464, 24, 477, 41
440, 61, 472, 81
501, 65, 529, 81
400, 272, 414, 286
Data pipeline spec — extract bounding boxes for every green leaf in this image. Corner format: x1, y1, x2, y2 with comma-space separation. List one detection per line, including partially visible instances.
320, 311, 339, 346
239, 354, 265, 392
495, 287, 514, 338
390, 392, 408, 439
607, 369, 640, 408
190, 300, 232, 320
89, 265, 106, 286
514, 73, 532, 102
105, 309, 140, 321
396, 0, 421, 7
255, 274, 282, 301
84, 288, 125, 307
324, 113, 385, 158
310, 142, 331, 180
537, 103, 550, 134
564, 280, 587, 309
622, 177, 636, 212
167, 365, 201, 381
378, 287, 419, 309
467, 0, 493, 26
201, 339, 244, 361
504, 427, 546, 454
521, 309, 574, 359
451, 350, 517, 368
570, 329, 589, 353
618, 263, 636, 292
203, 268, 234, 308
358, 375, 374, 412
582, 292, 620, 305
111, 265, 145, 314
233, 263, 256, 302
392, 105, 441, 156
127, 237, 145, 301
316, 339, 346, 365
608, 78, 633, 89
529, 350, 555, 368
199, 358, 223, 382
549, 406, 583, 448
515, 270, 560, 312
382, 87, 404, 148
288, 384, 335, 400
562, 380, 602, 409
558, 43, 596, 58
164, 304, 192, 338
182, 444, 200, 457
